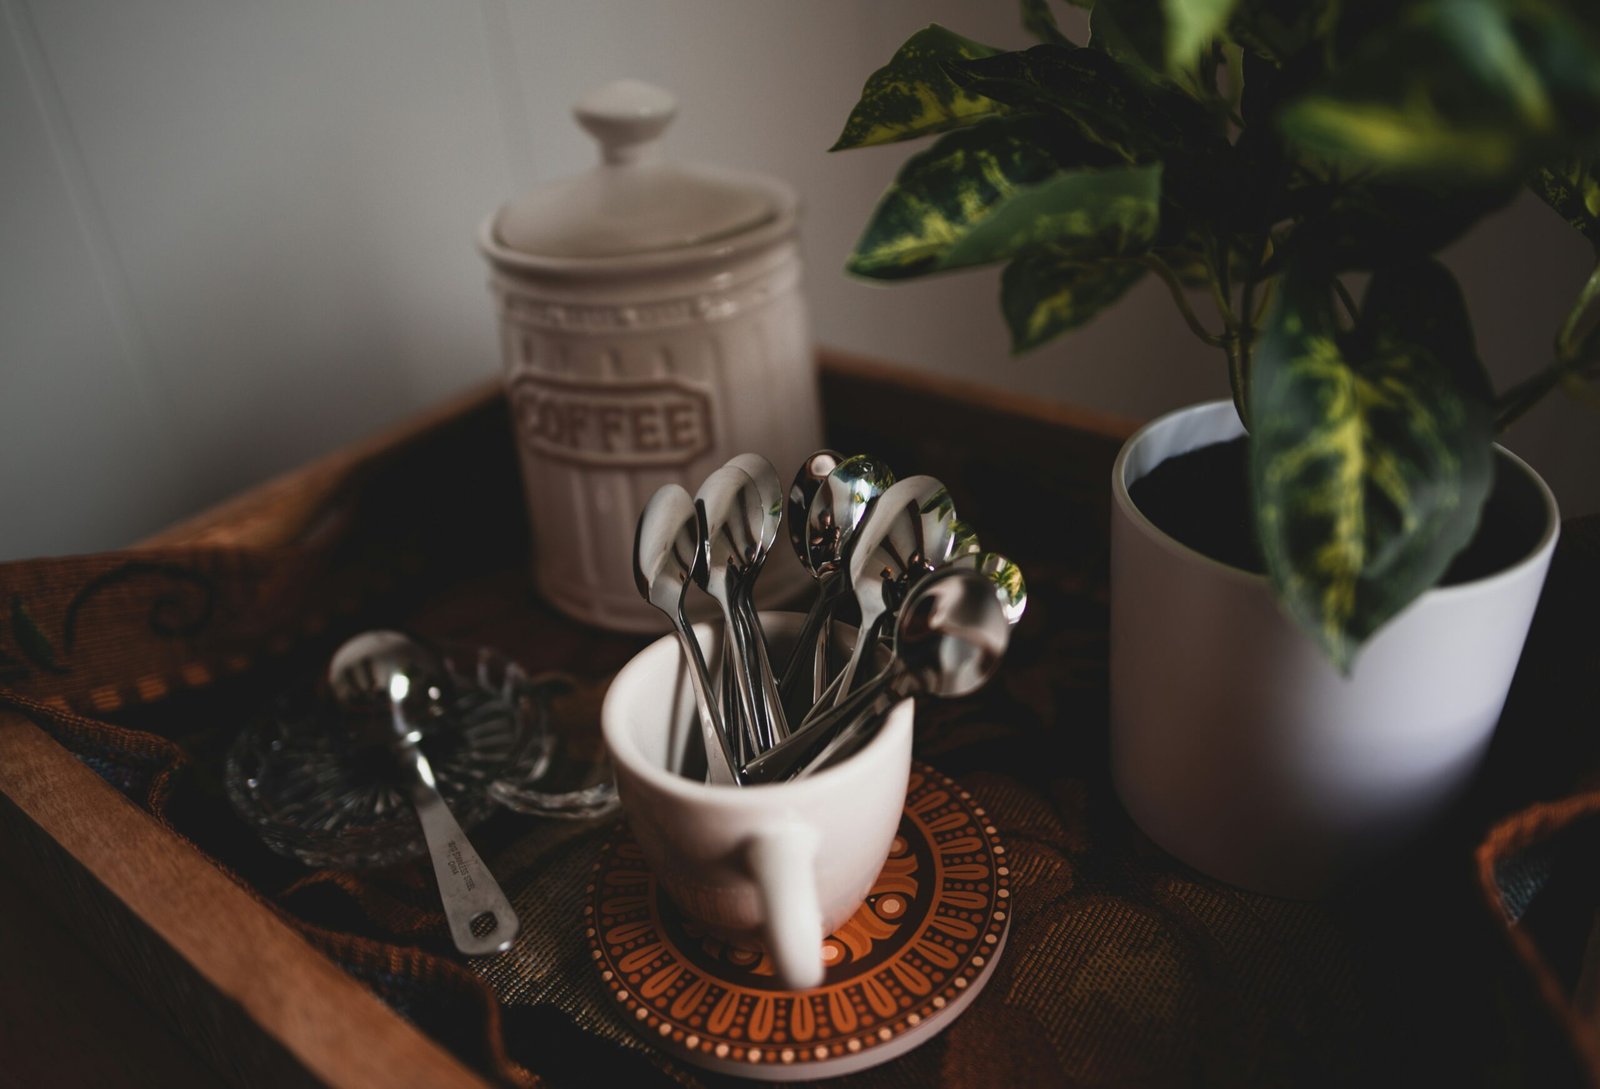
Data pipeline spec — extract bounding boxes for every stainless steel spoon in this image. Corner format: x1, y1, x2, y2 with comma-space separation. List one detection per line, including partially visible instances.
950, 519, 982, 560
634, 484, 740, 785
952, 550, 1028, 625
695, 464, 776, 760
742, 568, 1011, 783
328, 631, 519, 956
724, 453, 790, 746
786, 450, 842, 572
821, 474, 959, 712
778, 453, 895, 720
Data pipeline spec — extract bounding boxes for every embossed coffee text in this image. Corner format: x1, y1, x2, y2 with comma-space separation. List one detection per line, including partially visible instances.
508, 373, 714, 468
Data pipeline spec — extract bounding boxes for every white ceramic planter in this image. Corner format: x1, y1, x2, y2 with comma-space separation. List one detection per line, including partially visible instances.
1109, 400, 1559, 897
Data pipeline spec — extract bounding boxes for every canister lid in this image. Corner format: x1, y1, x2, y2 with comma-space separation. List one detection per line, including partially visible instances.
492, 80, 779, 260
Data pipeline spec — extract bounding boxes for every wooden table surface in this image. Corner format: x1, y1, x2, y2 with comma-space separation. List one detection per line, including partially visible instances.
0, 851, 222, 1088
1, 351, 1590, 1088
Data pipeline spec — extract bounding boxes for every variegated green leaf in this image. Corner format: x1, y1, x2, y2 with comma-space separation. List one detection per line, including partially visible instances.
944, 163, 1161, 270
948, 41, 1236, 228
1278, 0, 1566, 180
1085, 0, 1142, 68
1021, 0, 1073, 45
1280, 103, 1526, 181
1153, 240, 1216, 287
1166, 0, 1238, 72
1002, 252, 1145, 351
947, 44, 1215, 166
1532, 156, 1600, 255
1282, 176, 1518, 272
845, 116, 1115, 280
1228, 0, 1333, 64
1092, 0, 1239, 76
831, 25, 1008, 151
1249, 260, 1493, 670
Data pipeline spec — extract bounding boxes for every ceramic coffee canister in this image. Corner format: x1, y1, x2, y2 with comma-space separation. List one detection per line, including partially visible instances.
479, 79, 822, 631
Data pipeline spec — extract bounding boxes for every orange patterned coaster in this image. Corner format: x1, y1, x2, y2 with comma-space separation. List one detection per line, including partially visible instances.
585, 763, 1011, 1080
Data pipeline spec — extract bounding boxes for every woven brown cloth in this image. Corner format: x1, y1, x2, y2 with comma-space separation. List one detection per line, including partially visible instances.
2, 384, 1596, 1089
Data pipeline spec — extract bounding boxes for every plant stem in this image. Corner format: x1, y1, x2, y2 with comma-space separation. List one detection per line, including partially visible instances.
1497, 259, 1600, 430
1205, 235, 1237, 326
1332, 277, 1359, 327
1228, 271, 1263, 428
1557, 261, 1600, 358
1561, 368, 1600, 414
1138, 254, 1227, 347
1496, 362, 1570, 431
1227, 337, 1251, 427
1252, 278, 1276, 324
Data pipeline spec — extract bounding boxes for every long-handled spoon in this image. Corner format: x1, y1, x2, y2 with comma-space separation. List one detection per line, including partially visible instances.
778, 453, 894, 720
952, 550, 1029, 625
819, 474, 959, 713
780, 447, 844, 712
950, 519, 982, 560
724, 453, 790, 744
786, 450, 842, 569
742, 568, 1011, 783
634, 484, 740, 785
695, 465, 780, 759
329, 631, 520, 955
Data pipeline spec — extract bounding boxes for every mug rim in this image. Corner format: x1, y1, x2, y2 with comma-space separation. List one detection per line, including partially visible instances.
602, 611, 912, 802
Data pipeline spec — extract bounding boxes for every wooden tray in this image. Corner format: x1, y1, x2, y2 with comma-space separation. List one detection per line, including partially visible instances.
0, 351, 1132, 1088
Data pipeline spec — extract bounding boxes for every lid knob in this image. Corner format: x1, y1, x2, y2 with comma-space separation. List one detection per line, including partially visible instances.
574, 79, 677, 165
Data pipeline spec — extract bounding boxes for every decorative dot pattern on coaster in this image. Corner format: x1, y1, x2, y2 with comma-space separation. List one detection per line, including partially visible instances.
586, 763, 1011, 1080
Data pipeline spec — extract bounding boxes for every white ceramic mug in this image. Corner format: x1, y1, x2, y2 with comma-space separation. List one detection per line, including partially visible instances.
601, 613, 912, 989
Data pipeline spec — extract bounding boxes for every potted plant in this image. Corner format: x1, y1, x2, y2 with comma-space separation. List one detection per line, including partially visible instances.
832, 0, 1600, 894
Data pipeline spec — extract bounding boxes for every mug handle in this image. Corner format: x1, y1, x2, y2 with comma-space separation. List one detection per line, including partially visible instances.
746, 824, 824, 989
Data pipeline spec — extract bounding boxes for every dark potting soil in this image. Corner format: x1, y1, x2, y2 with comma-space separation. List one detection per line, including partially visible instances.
1128, 436, 1548, 586
1129, 437, 1265, 573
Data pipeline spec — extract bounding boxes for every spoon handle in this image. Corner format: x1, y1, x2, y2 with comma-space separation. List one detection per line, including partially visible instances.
671, 616, 740, 785
717, 600, 766, 767
799, 599, 892, 727
717, 636, 746, 767
794, 683, 909, 780
737, 597, 791, 745
742, 668, 895, 784
812, 620, 833, 707
776, 573, 843, 722
401, 748, 520, 956
823, 609, 886, 713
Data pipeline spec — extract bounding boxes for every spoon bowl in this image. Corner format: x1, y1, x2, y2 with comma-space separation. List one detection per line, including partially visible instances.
723, 453, 790, 742
328, 631, 519, 955
786, 449, 842, 570
328, 630, 452, 747
634, 484, 702, 615
826, 474, 959, 709
893, 566, 1012, 697
805, 454, 895, 577
952, 550, 1029, 626
634, 484, 739, 784
779, 453, 895, 717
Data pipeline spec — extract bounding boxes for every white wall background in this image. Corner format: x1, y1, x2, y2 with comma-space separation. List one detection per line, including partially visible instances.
4, 0, 1596, 560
